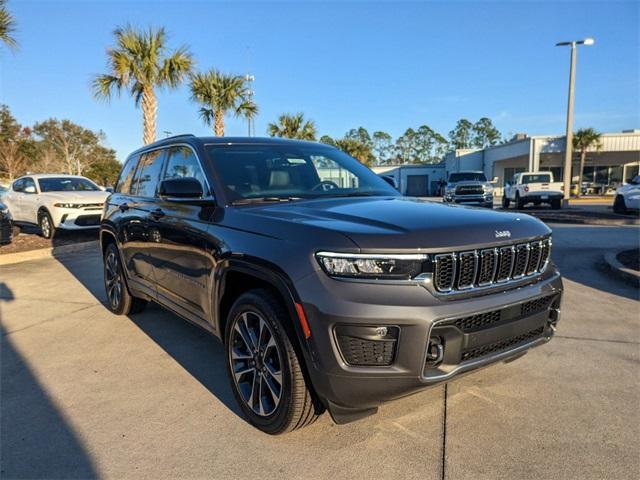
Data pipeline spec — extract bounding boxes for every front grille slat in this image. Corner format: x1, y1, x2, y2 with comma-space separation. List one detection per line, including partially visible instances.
432, 238, 551, 293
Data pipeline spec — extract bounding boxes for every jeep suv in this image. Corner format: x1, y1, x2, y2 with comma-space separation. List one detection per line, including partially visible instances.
100, 136, 563, 434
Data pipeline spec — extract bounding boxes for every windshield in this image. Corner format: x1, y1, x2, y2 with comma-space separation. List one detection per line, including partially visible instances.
522, 174, 551, 184
38, 177, 100, 192
205, 144, 398, 202
448, 172, 487, 183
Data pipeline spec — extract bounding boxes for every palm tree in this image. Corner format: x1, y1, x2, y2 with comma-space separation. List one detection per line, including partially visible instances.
93, 25, 193, 145
268, 113, 316, 140
0, 0, 17, 50
189, 70, 257, 136
573, 128, 602, 198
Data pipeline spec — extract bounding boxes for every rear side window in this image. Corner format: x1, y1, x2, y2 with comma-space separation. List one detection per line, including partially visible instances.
163, 146, 208, 194
132, 150, 165, 197
115, 155, 139, 194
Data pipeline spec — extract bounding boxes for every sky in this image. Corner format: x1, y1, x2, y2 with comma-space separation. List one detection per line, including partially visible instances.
1, 0, 639, 161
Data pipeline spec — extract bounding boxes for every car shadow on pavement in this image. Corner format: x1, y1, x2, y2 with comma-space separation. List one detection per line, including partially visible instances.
1, 284, 97, 479
52, 250, 245, 420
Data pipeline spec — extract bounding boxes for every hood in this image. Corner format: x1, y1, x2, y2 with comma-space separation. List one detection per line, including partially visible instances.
238, 196, 550, 250
42, 190, 110, 203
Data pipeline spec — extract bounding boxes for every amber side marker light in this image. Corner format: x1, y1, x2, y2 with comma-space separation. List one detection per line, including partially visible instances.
295, 303, 312, 339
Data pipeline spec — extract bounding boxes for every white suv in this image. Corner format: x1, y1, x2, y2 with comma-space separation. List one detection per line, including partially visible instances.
4, 174, 110, 238
613, 175, 640, 213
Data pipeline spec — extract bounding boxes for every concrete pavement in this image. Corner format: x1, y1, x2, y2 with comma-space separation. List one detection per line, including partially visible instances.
1, 225, 638, 479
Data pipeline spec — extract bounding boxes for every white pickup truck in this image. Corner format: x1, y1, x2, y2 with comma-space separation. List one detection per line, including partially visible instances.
502, 171, 563, 210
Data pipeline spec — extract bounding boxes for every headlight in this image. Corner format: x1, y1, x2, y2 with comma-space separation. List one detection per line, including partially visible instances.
316, 252, 427, 279
54, 203, 83, 208
483, 184, 494, 193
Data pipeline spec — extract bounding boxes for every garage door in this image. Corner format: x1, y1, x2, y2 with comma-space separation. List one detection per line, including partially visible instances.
406, 174, 429, 196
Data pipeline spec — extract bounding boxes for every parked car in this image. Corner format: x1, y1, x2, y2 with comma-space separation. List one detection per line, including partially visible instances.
503, 171, 563, 209
613, 175, 640, 213
0, 200, 13, 245
442, 171, 494, 208
101, 135, 563, 434
3, 174, 109, 238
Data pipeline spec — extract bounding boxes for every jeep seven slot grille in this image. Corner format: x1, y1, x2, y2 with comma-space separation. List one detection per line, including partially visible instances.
433, 238, 551, 293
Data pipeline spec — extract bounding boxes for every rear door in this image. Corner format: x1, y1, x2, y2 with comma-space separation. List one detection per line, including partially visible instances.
151, 145, 216, 320
120, 149, 167, 284
5, 179, 24, 220
19, 177, 39, 223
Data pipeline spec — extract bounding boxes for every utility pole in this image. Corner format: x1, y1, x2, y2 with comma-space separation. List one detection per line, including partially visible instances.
245, 74, 255, 137
556, 38, 594, 207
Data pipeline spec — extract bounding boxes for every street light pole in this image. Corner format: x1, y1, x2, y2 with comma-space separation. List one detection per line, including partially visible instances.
556, 38, 594, 207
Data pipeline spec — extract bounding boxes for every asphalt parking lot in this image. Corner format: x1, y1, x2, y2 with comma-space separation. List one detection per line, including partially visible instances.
1, 224, 638, 479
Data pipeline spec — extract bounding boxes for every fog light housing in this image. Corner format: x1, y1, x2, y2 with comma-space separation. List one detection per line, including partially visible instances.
335, 325, 399, 366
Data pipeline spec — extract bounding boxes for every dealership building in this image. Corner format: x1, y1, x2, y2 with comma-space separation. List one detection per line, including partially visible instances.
444, 129, 640, 195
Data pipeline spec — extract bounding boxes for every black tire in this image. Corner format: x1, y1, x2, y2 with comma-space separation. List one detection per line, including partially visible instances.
551, 198, 562, 210
225, 289, 320, 434
613, 195, 627, 214
501, 196, 510, 208
515, 193, 525, 210
38, 210, 56, 239
103, 243, 147, 315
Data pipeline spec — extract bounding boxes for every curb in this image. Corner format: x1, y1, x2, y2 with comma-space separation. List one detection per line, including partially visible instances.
602, 250, 640, 288
0, 240, 99, 266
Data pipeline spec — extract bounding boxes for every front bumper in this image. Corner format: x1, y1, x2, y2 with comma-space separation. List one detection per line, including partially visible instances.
296, 266, 563, 422
53, 208, 102, 230
444, 194, 493, 206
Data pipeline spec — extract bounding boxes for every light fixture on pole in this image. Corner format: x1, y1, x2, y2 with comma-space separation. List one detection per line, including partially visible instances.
556, 37, 594, 206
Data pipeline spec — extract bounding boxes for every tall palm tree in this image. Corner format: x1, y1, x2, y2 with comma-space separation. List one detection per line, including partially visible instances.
190, 70, 257, 136
268, 113, 316, 140
0, 0, 17, 50
573, 128, 602, 198
93, 25, 193, 145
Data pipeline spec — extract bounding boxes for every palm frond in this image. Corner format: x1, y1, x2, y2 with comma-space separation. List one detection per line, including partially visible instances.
0, 0, 18, 50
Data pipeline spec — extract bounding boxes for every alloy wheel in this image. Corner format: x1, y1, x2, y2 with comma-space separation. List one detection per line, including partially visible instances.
105, 251, 123, 309
40, 216, 51, 238
229, 311, 283, 417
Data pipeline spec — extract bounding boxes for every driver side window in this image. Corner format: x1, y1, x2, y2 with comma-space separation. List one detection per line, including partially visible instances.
310, 155, 359, 189
23, 177, 36, 193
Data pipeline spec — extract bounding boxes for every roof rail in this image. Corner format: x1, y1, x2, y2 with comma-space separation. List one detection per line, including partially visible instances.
161, 133, 195, 141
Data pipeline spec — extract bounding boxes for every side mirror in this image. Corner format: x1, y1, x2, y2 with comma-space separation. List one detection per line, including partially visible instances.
105, 187, 114, 193
159, 177, 203, 199
24, 185, 36, 194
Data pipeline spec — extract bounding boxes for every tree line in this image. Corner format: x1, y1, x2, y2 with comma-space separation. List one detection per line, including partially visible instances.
0, 105, 121, 184
266, 114, 503, 166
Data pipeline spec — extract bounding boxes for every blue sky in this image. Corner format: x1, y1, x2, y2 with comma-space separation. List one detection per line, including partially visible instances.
2, 0, 638, 161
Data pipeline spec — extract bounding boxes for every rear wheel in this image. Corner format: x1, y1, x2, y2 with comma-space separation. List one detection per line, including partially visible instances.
103, 243, 147, 315
38, 211, 56, 239
516, 193, 525, 210
613, 195, 627, 214
225, 289, 320, 434
501, 196, 510, 208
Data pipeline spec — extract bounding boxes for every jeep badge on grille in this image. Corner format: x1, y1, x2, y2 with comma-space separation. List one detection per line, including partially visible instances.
495, 230, 511, 238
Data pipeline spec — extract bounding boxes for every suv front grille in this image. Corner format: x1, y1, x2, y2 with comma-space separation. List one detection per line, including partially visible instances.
455, 185, 484, 195
432, 238, 551, 293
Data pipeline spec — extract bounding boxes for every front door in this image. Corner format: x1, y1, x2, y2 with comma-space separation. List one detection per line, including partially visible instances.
151, 146, 216, 320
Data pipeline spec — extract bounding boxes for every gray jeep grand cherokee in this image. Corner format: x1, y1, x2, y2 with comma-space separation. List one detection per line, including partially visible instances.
100, 136, 563, 434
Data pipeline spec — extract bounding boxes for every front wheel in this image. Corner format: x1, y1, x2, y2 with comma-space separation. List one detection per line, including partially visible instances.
38, 211, 56, 239
551, 198, 562, 210
225, 289, 320, 434
103, 243, 147, 315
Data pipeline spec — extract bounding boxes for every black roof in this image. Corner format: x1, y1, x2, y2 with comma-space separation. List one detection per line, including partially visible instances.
129, 135, 328, 156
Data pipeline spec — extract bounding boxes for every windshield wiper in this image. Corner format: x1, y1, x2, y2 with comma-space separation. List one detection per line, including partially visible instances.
231, 196, 304, 205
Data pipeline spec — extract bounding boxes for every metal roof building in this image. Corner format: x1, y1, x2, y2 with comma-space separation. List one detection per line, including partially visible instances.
444, 129, 640, 195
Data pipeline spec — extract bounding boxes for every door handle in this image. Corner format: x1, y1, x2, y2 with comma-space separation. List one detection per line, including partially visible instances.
150, 208, 165, 219
119, 203, 129, 212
